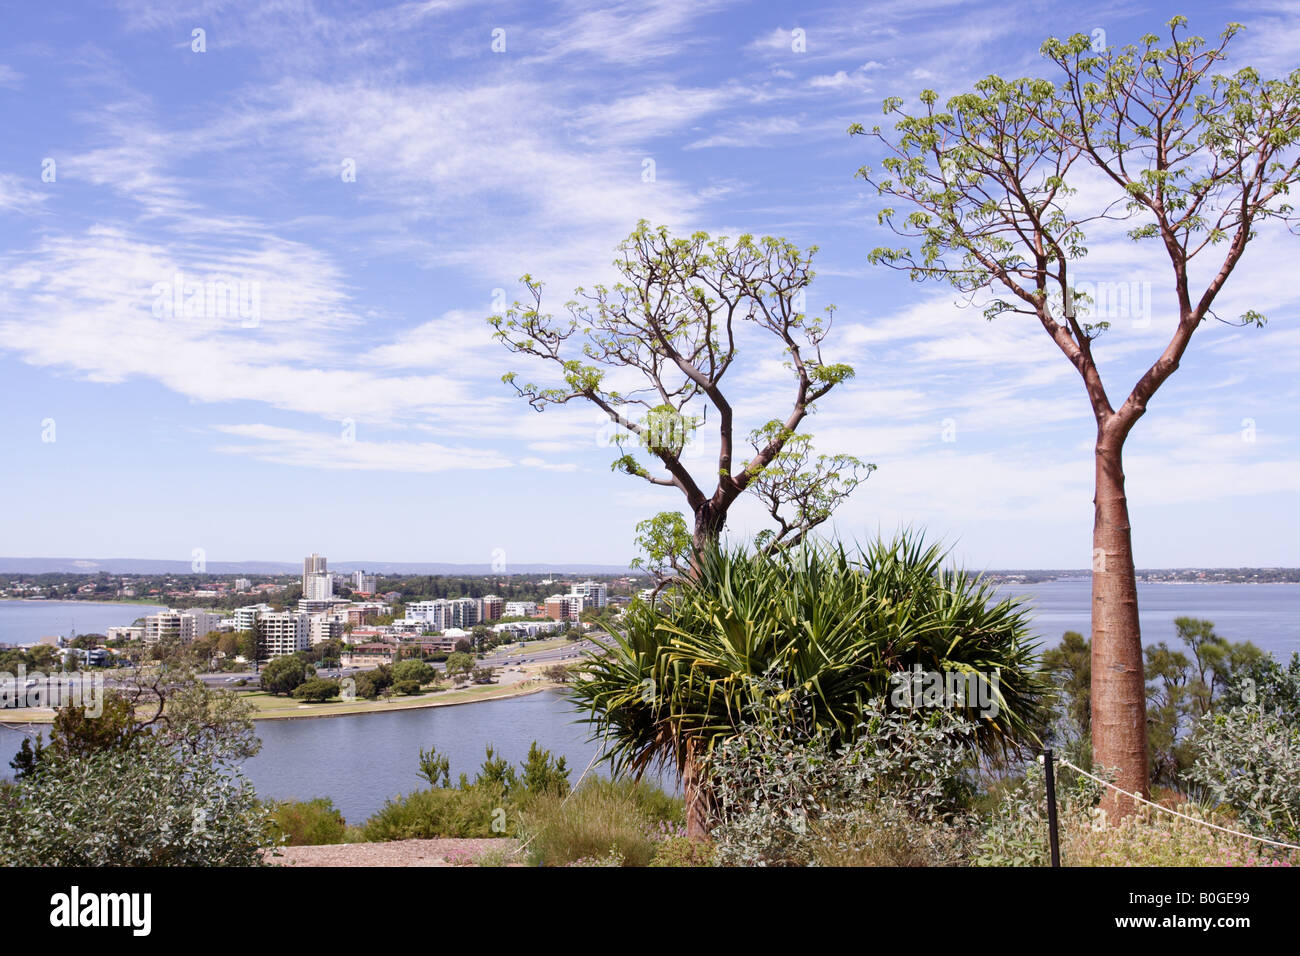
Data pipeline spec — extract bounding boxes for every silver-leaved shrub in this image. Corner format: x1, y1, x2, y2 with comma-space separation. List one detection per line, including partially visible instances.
0, 733, 271, 866
708, 692, 978, 866
1185, 704, 1300, 844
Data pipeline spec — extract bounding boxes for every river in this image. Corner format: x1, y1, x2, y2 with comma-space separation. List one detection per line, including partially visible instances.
2, 581, 1297, 823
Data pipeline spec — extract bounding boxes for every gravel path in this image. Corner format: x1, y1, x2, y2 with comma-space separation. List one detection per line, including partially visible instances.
266, 838, 522, 867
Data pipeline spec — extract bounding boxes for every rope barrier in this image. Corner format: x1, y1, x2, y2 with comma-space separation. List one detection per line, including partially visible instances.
0, 720, 41, 736
1053, 755, 1300, 852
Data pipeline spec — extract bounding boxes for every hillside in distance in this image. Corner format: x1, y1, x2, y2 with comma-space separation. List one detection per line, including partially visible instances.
0, 557, 638, 576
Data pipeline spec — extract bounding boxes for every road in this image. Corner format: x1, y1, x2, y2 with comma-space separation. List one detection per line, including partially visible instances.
2, 635, 611, 695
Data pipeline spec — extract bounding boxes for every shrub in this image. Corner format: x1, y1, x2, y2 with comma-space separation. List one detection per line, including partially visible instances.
391, 659, 436, 685
267, 798, 348, 846
518, 741, 570, 800
260, 656, 313, 696
1185, 704, 1300, 843
567, 848, 626, 867
353, 665, 394, 700
649, 834, 715, 867
362, 785, 507, 841
709, 694, 977, 866
393, 679, 422, 696
521, 777, 683, 867
572, 536, 1049, 829
363, 741, 576, 841
1062, 806, 1294, 867
974, 761, 1105, 867
0, 735, 269, 866
292, 678, 341, 702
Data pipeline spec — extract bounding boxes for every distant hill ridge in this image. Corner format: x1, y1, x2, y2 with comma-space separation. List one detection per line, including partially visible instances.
0, 557, 638, 576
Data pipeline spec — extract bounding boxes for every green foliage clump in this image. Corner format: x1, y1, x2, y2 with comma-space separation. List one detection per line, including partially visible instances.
353, 665, 393, 699
292, 678, 341, 702
363, 785, 507, 842
520, 777, 683, 867
974, 762, 1106, 867
708, 692, 977, 866
1, 667, 268, 866
363, 741, 571, 841
0, 734, 268, 866
574, 535, 1048, 792
267, 798, 348, 846
1186, 702, 1300, 845
391, 659, 436, 685
260, 655, 314, 696
649, 835, 716, 867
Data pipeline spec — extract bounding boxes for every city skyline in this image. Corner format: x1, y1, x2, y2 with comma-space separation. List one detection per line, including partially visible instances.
3, 0, 1300, 570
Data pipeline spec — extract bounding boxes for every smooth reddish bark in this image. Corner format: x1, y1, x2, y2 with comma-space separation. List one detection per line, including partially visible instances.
1089, 435, 1149, 816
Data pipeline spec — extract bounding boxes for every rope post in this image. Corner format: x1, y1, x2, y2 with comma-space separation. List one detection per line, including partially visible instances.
1044, 748, 1061, 868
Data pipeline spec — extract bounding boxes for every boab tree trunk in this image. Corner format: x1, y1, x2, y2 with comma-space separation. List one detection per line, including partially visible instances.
1090, 432, 1148, 817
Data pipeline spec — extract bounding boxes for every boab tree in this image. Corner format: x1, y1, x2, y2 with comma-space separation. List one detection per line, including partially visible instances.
490, 221, 859, 554
853, 18, 1300, 813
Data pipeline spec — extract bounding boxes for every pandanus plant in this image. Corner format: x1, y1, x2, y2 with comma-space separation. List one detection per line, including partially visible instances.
570, 534, 1049, 837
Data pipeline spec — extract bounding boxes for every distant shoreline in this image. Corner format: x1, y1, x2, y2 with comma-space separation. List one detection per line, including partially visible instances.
248, 680, 556, 721
0, 680, 560, 726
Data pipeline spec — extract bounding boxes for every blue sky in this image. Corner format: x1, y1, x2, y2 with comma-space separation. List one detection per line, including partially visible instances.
1, 0, 1298, 569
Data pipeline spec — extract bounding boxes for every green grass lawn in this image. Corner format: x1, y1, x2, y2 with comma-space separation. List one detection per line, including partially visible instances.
241, 673, 557, 719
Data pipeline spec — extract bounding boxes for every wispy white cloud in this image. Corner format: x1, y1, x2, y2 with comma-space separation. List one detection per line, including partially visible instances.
211, 423, 515, 471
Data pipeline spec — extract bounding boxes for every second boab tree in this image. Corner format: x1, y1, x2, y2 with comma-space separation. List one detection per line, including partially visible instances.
489, 221, 860, 554
854, 18, 1300, 814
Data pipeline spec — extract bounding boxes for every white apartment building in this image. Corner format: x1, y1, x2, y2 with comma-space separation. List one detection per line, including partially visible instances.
234, 577, 252, 591
352, 570, 378, 594
492, 620, 563, 640
569, 580, 608, 609
258, 611, 311, 659
302, 553, 333, 601
303, 572, 334, 602
406, 600, 453, 631
309, 614, 344, 646
106, 625, 144, 644
404, 597, 481, 631
234, 603, 274, 632
143, 609, 222, 647
505, 601, 538, 618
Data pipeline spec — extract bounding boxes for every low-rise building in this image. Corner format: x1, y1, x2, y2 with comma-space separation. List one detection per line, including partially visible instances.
341, 643, 397, 668
106, 625, 144, 644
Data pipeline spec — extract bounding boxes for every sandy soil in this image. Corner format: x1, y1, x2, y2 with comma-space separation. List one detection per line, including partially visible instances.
265, 838, 522, 867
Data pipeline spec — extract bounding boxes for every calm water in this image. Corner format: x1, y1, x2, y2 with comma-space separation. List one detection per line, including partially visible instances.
0, 600, 164, 645
2, 582, 1298, 823
996, 580, 1300, 658
0, 691, 615, 825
